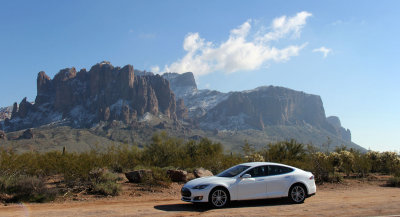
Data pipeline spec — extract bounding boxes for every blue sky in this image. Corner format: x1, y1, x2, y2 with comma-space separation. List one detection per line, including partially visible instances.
1, 0, 399, 151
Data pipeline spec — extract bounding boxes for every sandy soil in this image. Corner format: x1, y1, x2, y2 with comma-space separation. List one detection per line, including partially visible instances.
1, 179, 400, 217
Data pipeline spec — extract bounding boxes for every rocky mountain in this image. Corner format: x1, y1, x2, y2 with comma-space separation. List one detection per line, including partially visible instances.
0, 62, 361, 152
3, 61, 181, 132
162, 73, 229, 119
163, 72, 354, 146
326, 116, 351, 142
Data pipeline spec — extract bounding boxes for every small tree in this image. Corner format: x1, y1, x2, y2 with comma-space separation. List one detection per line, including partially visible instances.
339, 150, 354, 177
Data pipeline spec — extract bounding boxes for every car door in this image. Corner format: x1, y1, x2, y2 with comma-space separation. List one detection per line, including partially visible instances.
236, 166, 268, 200
265, 165, 294, 198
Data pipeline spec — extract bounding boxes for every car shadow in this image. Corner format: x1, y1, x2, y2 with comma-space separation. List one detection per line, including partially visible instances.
154, 203, 210, 213
154, 198, 293, 213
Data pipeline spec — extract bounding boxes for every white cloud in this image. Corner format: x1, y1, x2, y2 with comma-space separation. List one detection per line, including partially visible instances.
257, 11, 312, 42
313, 46, 332, 58
161, 11, 312, 76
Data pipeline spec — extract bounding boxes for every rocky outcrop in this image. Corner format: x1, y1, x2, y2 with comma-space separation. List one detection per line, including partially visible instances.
0, 106, 13, 121
167, 170, 188, 182
3, 61, 182, 131
10, 98, 34, 120
11, 103, 18, 119
19, 128, 34, 139
125, 170, 152, 183
194, 168, 213, 178
327, 116, 351, 142
162, 72, 197, 98
176, 98, 188, 120
199, 86, 335, 133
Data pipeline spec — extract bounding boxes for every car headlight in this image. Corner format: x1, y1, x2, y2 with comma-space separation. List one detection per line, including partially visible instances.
192, 184, 209, 189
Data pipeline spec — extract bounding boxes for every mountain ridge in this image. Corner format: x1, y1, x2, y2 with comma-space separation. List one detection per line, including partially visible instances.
0, 61, 362, 152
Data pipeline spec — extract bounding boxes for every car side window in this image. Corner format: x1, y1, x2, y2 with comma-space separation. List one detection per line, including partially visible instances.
267, 165, 294, 175
246, 166, 268, 177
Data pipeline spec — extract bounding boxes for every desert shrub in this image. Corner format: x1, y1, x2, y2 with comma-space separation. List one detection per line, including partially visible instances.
2, 134, 399, 191
339, 151, 355, 177
366, 151, 381, 173
89, 168, 120, 196
142, 132, 186, 168
352, 151, 372, 177
310, 152, 332, 183
0, 175, 57, 202
137, 166, 171, 188
0, 174, 18, 193
245, 153, 265, 162
100, 145, 141, 173
328, 152, 342, 171
379, 152, 400, 175
264, 140, 306, 163
387, 176, 400, 187
330, 173, 343, 183
262, 140, 308, 169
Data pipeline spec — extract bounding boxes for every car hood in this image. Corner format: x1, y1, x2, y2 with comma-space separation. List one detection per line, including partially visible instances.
184, 176, 235, 188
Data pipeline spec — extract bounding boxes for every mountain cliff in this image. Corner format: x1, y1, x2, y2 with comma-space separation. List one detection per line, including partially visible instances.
4, 61, 180, 132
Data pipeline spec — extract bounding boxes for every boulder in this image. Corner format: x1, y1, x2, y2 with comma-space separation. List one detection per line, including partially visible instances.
125, 170, 152, 183
19, 128, 34, 139
0, 130, 6, 140
194, 168, 213, 178
167, 170, 187, 182
155, 122, 166, 129
187, 172, 196, 181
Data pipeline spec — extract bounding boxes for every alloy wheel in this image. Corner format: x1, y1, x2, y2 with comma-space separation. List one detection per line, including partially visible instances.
211, 189, 228, 207
291, 185, 305, 203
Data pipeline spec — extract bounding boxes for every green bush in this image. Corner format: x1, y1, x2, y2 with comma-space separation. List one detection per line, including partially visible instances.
137, 166, 171, 188
89, 168, 121, 196
0, 175, 57, 202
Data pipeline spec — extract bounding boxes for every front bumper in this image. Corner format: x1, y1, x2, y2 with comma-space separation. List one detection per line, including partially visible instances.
181, 187, 211, 203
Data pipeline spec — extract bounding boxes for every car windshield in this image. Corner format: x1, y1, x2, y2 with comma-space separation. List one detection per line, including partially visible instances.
217, 165, 250, 177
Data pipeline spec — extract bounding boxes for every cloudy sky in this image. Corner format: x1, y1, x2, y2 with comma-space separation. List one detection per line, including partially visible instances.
1, 0, 399, 151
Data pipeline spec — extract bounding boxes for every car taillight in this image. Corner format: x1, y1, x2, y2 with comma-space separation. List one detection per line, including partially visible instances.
309, 175, 314, 180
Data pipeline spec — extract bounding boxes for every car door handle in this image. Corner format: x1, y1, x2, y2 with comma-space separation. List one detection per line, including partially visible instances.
257, 179, 264, 181
284, 176, 291, 179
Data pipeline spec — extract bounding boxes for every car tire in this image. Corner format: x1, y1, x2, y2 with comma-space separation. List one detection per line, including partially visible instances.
289, 184, 306, 204
208, 187, 230, 208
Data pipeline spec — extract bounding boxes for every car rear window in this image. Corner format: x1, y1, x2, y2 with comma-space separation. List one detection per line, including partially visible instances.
268, 165, 294, 175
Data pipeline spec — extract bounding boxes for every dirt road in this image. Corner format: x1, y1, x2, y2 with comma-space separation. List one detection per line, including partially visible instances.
1, 181, 400, 217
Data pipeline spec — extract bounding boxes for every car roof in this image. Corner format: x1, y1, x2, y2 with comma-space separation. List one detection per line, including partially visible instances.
239, 162, 295, 168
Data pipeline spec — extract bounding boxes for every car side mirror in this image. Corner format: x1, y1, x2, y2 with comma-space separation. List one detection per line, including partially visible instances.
241, 174, 251, 179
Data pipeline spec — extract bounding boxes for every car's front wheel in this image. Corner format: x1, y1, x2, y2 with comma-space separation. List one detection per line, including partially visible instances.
289, 184, 306, 203
209, 187, 229, 208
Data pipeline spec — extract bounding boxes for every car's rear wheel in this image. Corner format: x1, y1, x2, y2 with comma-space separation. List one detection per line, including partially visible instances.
289, 184, 306, 203
209, 187, 229, 208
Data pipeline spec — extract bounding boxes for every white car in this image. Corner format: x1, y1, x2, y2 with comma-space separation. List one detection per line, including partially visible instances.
181, 162, 316, 208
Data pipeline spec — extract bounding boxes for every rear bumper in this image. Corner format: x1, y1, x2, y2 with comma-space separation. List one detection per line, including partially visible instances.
307, 181, 317, 195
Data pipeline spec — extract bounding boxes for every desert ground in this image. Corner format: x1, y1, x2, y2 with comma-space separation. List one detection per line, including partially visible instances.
1, 178, 400, 217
